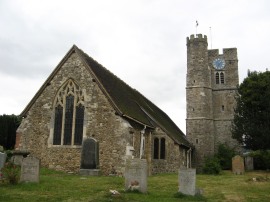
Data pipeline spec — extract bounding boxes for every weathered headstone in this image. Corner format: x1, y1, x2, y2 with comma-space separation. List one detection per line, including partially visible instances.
232, 155, 244, 174
11, 150, 30, 166
178, 168, 196, 196
20, 156, 40, 183
125, 158, 147, 193
244, 156, 254, 171
80, 138, 100, 176
0, 152, 7, 170
0, 145, 4, 152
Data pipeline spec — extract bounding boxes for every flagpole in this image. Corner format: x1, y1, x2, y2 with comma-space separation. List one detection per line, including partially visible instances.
196, 20, 198, 36
209, 26, 212, 49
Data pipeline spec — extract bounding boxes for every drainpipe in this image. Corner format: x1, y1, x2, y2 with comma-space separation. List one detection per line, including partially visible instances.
187, 147, 192, 168
139, 125, 146, 159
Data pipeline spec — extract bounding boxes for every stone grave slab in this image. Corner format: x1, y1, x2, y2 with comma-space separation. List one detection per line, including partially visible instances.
232, 155, 244, 174
20, 156, 40, 183
179, 168, 196, 196
125, 158, 147, 193
244, 156, 254, 171
80, 138, 100, 175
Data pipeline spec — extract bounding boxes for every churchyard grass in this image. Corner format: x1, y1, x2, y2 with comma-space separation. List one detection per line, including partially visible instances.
0, 168, 269, 202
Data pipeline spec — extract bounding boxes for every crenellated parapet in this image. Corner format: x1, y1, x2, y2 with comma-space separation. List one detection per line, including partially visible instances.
186, 34, 208, 45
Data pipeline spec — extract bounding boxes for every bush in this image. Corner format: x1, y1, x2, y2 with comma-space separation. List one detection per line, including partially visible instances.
216, 143, 236, 170
202, 156, 221, 175
1, 162, 20, 184
250, 150, 270, 170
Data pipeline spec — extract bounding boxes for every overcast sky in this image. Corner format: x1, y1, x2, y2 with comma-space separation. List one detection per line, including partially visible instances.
1, 0, 270, 133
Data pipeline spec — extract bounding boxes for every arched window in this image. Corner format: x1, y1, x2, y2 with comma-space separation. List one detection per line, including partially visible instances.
220, 72, 225, 84
215, 72, 225, 85
160, 138, 166, 159
215, 72, 220, 84
153, 137, 166, 159
154, 138, 159, 159
53, 79, 85, 146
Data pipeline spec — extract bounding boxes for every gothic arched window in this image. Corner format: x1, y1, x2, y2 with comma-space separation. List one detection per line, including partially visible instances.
153, 138, 159, 159
153, 137, 166, 159
220, 72, 225, 84
53, 79, 85, 146
215, 72, 220, 84
215, 72, 225, 85
160, 138, 166, 159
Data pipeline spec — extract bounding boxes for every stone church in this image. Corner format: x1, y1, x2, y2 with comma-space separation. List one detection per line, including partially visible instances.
186, 34, 239, 169
15, 45, 192, 175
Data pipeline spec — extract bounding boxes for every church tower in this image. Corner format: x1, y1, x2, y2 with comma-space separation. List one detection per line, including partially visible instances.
186, 34, 239, 170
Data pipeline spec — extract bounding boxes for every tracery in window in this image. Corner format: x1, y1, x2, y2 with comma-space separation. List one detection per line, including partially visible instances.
53, 79, 85, 146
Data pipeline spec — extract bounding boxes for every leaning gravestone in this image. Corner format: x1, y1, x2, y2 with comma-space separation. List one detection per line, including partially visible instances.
179, 168, 196, 196
125, 158, 147, 193
80, 138, 100, 176
20, 156, 40, 183
232, 155, 244, 175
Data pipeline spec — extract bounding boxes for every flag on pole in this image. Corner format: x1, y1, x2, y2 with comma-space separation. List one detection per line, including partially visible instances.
196, 20, 199, 27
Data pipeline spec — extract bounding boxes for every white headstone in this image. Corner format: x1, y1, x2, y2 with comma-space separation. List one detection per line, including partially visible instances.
20, 156, 40, 183
179, 168, 196, 196
125, 158, 147, 193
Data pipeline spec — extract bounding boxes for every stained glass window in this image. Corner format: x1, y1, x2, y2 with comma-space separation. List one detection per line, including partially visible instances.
74, 104, 84, 145
52, 79, 85, 146
53, 105, 63, 145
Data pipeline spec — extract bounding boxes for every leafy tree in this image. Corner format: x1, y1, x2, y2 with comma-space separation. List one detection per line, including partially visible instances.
232, 71, 270, 150
216, 143, 236, 170
0, 114, 21, 150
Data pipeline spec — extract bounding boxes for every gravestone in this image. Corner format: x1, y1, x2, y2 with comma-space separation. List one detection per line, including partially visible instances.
0, 152, 7, 170
0, 145, 3, 152
244, 156, 254, 171
125, 158, 147, 193
232, 155, 244, 175
80, 138, 100, 176
20, 156, 40, 183
178, 168, 196, 196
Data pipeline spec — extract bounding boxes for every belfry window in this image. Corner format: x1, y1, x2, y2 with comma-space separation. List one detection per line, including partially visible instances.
215, 72, 225, 84
215, 72, 220, 84
220, 72, 225, 84
53, 79, 85, 146
153, 137, 166, 159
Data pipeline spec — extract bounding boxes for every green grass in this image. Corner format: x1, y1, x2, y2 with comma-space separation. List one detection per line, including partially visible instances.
0, 169, 270, 201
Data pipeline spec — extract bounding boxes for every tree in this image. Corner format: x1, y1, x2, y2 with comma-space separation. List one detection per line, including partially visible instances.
232, 71, 270, 150
0, 114, 21, 150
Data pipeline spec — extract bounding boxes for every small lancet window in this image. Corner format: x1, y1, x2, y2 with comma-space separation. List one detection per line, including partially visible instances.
215, 72, 220, 84
220, 72, 225, 84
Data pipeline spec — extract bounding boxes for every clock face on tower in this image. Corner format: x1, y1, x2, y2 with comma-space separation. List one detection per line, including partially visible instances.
213, 58, 225, 70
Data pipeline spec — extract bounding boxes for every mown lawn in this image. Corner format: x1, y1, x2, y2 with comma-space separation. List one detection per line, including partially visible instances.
0, 169, 269, 202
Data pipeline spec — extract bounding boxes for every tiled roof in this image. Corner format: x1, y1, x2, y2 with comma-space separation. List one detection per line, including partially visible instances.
20, 45, 191, 148
75, 46, 191, 148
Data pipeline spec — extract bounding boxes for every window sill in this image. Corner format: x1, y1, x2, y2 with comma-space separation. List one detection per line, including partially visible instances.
48, 144, 82, 149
